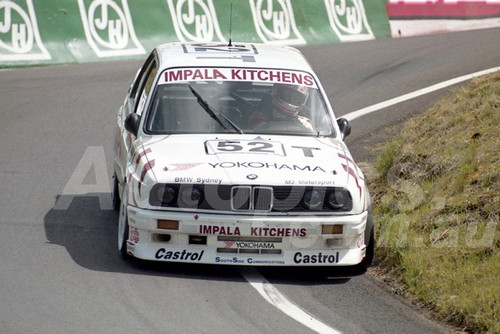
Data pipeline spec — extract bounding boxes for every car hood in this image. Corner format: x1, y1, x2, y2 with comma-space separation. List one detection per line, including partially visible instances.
138, 134, 359, 190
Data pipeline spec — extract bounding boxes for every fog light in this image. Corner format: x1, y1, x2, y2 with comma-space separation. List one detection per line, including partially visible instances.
152, 233, 171, 243
322, 224, 343, 235
326, 238, 343, 247
157, 219, 179, 230
189, 235, 207, 245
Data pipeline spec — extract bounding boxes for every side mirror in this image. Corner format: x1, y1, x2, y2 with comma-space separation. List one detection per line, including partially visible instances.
337, 118, 351, 140
125, 113, 141, 137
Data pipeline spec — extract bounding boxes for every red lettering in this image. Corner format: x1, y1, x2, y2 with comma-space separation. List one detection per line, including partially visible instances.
232, 69, 243, 80
303, 75, 314, 87
213, 69, 227, 80
204, 69, 213, 80
167, 70, 183, 82
300, 228, 307, 237
282, 71, 291, 83
247, 69, 257, 80
291, 73, 302, 85
257, 70, 268, 81
192, 69, 203, 80
184, 69, 193, 80
269, 70, 280, 82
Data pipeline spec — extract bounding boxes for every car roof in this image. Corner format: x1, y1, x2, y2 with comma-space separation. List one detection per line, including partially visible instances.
154, 42, 313, 72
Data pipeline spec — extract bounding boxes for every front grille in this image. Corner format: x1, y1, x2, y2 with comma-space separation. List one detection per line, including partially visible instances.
231, 186, 273, 211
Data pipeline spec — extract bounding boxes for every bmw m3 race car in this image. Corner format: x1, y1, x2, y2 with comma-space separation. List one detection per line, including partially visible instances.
113, 42, 374, 269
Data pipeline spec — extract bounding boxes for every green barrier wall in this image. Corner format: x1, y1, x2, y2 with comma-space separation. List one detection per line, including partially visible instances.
0, 0, 390, 67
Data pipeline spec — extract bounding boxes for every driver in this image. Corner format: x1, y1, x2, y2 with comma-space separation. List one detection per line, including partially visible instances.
248, 84, 313, 130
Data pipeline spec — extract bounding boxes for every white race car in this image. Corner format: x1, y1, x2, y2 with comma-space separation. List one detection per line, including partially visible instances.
113, 42, 374, 269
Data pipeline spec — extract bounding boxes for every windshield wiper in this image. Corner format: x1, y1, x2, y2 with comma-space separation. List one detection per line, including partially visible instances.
188, 84, 244, 134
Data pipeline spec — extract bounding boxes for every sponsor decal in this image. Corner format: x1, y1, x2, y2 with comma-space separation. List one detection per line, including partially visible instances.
357, 233, 364, 249
251, 227, 306, 237
215, 257, 244, 264
208, 161, 326, 173
160, 67, 316, 88
130, 227, 140, 243
200, 225, 241, 235
0, 0, 51, 61
285, 180, 335, 186
224, 241, 276, 249
77, 0, 145, 57
173, 177, 222, 184
324, 0, 374, 41
167, 0, 225, 42
249, 0, 305, 45
293, 251, 340, 264
247, 258, 285, 265
155, 248, 205, 261
200, 225, 307, 237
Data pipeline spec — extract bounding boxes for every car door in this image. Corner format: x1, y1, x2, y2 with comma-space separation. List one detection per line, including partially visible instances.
114, 52, 158, 185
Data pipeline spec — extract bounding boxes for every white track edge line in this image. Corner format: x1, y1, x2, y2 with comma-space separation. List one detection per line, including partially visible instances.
240, 268, 342, 334
344, 67, 500, 121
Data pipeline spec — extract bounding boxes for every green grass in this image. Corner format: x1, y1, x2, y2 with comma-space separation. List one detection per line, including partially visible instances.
369, 72, 500, 333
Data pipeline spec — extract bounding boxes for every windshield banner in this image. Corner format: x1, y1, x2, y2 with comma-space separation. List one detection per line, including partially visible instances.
159, 67, 318, 89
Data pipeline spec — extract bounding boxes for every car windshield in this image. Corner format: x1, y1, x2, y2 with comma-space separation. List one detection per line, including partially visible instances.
145, 67, 335, 136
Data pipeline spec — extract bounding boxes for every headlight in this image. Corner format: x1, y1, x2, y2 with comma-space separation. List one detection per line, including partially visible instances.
301, 190, 323, 210
179, 186, 203, 208
158, 186, 176, 205
327, 188, 348, 209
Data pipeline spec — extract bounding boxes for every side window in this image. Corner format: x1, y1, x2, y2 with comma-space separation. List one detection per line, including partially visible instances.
130, 54, 158, 115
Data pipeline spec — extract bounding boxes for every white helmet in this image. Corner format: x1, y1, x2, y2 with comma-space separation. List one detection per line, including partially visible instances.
272, 84, 309, 117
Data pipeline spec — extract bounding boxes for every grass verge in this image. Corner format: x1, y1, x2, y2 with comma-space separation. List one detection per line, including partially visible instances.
369, 72, 499, 333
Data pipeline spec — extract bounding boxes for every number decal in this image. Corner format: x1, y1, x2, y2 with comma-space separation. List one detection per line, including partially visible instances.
217, 141, 243, 152
182, 43, 258, 63
248, 142, 274, 153
206, 140, 285, 156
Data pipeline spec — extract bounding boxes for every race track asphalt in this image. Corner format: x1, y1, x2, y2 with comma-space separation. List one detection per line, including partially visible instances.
0, 27, 498, 333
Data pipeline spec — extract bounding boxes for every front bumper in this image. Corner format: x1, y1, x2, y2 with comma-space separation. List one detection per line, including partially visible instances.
125, 206, 368, 266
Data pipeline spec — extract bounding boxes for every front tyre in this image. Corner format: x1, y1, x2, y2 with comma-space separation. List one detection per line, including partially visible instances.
112, 173, 121, 211
117, 187, 130, 259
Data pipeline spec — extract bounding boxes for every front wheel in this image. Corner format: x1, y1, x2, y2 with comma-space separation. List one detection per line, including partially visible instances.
112, 173, 120, 211
117, 187, 130, 259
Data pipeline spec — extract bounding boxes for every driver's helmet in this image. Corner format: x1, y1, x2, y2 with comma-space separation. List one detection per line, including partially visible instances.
271, 84, 309, 117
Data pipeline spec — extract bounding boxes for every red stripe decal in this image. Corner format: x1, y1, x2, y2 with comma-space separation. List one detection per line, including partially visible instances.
342, 164, 362, 199
138, 159, 156, 196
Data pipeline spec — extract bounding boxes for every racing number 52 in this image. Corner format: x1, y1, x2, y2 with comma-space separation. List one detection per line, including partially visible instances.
217, 140, 277, 154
